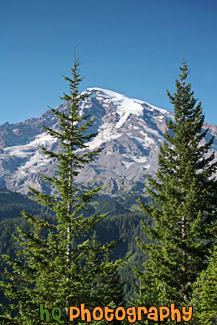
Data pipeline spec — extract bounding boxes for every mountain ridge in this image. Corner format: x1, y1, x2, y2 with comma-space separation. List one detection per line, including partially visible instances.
0, 87, 217, 195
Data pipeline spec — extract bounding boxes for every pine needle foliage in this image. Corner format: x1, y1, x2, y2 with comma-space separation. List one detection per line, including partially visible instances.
0, 58, 124, 324
191, 245, 217, 324
135, 61, 217, 312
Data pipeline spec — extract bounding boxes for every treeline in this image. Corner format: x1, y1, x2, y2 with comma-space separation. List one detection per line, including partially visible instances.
0, 189, 44, 221
0, 190, 152, 302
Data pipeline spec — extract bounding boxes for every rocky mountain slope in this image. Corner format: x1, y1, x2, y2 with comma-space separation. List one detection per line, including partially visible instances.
0, 88, 217, 195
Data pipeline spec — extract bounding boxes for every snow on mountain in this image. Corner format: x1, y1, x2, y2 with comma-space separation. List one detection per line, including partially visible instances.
0, 88, 216, 195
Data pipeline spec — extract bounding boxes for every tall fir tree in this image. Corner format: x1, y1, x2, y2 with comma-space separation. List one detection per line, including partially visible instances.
0, 58, 124, 324
135, 61, 217, 319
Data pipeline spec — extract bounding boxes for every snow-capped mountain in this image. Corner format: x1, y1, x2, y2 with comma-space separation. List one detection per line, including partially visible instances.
0, 88, 217, 195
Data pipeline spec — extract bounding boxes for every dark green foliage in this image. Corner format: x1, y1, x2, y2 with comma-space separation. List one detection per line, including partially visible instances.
191, 246, 217, 324
0, 189, 152, 306
135, 62, 217, 314
0, 59, 125, 324
0, 189, 42, 221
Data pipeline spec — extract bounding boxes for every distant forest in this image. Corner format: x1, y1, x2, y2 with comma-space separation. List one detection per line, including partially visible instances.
0, 189, 152, 302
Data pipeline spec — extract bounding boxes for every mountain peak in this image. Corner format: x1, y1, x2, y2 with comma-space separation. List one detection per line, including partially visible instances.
84, 87, 172, 121
0, 88, 216, 195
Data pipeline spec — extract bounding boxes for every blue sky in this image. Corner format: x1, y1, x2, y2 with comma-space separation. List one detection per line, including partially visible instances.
1, 0, 217, 125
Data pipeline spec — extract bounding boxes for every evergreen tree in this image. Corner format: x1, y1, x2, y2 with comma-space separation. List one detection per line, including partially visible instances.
0, 58, 124, 324
83, 232, 123, 308
191, 245, 217, 324
135, 61, 217, 315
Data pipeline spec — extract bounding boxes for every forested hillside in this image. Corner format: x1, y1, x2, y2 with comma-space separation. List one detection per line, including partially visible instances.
0, 189, 152, 302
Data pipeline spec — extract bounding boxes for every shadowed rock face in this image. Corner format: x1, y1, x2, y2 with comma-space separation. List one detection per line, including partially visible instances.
0, 88, 216, 196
